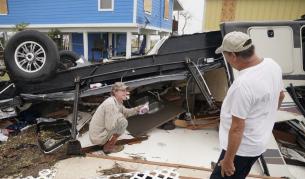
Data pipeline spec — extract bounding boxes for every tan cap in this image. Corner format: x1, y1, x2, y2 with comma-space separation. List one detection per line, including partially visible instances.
112, 82, 128, 91
215, 31, 252, 54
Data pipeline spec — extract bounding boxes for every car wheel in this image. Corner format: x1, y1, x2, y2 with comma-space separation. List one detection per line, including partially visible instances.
58, 50, 79, 70
4, 30, 59, 82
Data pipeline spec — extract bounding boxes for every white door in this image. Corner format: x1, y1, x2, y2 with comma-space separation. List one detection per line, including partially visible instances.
248, 26, 294, 74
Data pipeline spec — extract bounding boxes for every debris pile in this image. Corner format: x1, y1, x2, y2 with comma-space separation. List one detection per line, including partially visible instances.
0, 126, 69, 178
97, 163, 131, 176
273, 119, 305, 167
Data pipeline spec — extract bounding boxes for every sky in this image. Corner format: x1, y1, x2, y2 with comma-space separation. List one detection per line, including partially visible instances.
175, 0, 205, 34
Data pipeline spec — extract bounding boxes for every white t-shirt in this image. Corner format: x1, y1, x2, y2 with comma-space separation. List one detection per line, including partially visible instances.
219, 58, 283, 157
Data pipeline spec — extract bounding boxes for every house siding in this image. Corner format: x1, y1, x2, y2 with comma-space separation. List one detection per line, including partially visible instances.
204, 0, 305, 31
137, 0, 173, 30
0, 0, 134, 25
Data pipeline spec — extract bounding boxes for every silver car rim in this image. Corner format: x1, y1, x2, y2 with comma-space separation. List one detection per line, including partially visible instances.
14, 41, 46, 73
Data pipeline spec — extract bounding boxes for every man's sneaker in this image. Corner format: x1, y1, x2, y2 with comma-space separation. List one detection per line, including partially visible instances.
103, 145, 124, 154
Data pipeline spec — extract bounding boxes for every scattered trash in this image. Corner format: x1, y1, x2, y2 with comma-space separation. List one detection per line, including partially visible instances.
6, 120, 29, 134
0, 107, 17, 120
90, 83, 102, 89
0, 131, 8, 142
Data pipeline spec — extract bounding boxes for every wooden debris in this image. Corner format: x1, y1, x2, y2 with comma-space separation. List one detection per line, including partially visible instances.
186, 120, 219, 130
116, 135, 149, 145
174, 118, 220, 130
174, 119, 188, 128
45, 109, 70, 118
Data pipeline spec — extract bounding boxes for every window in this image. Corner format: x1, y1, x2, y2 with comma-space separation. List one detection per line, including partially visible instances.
98, 0, 114, 11
0, 0, 8, 15
164, 0, 169, 19
144, 0, 152, 14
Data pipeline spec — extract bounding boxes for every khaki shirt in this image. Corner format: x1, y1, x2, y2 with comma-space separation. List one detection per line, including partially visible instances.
89, 96, 138, 145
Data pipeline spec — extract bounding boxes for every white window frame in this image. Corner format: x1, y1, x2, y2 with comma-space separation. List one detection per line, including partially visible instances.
144, 0, 152, 15
98, 0, 114, 11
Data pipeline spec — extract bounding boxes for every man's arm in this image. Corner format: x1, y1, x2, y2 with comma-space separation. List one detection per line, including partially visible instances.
122, 105, 143, 118
278, 90, 285, 109
220, 115, 245, 177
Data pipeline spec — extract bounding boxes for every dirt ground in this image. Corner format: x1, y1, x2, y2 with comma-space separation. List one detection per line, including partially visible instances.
0, 125, 70, 178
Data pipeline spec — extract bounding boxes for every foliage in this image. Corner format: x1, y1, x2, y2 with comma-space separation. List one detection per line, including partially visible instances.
14, 22, 29, 32
48, 28, 62, 40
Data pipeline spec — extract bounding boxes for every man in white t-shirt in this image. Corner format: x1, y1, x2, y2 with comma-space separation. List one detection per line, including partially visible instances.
210, 31, 285, 179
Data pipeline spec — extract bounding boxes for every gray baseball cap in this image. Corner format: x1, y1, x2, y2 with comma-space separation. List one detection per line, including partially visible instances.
215, 31, 252, 54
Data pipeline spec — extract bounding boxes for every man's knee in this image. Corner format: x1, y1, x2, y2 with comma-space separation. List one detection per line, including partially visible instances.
115, 120, 128, 134
118, 120, 128, 133
121, 119, 128, 129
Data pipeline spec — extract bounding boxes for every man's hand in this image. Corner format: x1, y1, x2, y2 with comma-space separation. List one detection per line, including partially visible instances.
220, 115, 244, 177
219, 159, 235, 177
137, 102, 149, 115
136, 105, 143, 112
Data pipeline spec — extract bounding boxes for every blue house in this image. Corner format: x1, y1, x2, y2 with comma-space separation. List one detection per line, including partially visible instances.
0, 0, 183, 61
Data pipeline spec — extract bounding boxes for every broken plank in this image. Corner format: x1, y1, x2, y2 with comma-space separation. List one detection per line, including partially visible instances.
174, 119, 219, 129
115, 135, 149, 145
186, 121, 219, 130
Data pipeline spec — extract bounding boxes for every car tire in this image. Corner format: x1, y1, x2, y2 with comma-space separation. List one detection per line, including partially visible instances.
58, 50, 79, 70
4, 30, 59, 82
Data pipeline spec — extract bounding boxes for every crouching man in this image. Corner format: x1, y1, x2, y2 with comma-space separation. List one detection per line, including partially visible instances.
89, 82, 143, 154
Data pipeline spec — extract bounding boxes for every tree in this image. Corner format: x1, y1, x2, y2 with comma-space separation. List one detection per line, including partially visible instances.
48, 28, 62, 49
180, 11, 192, 34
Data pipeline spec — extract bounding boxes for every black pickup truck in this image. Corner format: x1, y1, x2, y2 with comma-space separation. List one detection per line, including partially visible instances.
0, 29, 227, 120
